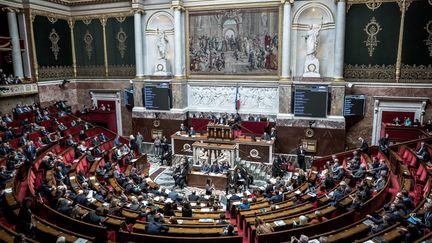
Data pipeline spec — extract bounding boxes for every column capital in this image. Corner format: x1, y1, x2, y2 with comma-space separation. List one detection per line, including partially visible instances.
133, 8, 145, 15
171, 0, 185, 11
99, 15, 108, 27
2, 7, 20, 13
68, 18, 75, 29
281, 0, 294, 5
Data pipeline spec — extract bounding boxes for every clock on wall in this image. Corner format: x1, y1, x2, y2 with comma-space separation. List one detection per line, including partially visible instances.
307, 64, 316, 73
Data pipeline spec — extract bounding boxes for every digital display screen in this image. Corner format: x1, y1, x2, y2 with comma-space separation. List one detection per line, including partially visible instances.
294, 85, 328, 118
344, 95, 366, 116
143, 83, 171, 110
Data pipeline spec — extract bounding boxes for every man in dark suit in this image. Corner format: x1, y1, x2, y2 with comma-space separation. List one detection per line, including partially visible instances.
86, 150, 96, 165
378, 133, 390, 156
146, 214, 169, 234
269, 127, 277, 140
91, 136, 100, 147
210, 161, 220, 174
189, 127, 196, 136
416, 142, 431, 162
359, 137, 371, 156
261, 132, 271, 141
296, 145, 306, 170
227, 171, 239, 193
179, 123, 188, 133
188, 191, 200, 202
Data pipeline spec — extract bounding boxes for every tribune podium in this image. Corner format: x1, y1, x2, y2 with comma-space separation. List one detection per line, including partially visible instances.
207, 123, 233, 140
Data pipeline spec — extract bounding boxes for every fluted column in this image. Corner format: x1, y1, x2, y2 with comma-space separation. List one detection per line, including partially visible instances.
172, 0, 185, 79
141, 13, 146, 75
333, 0, 346, 81
280, 0, 293, 81
7, 8, 24, 78
17, 12, 31, 79
134, 10, 144, 78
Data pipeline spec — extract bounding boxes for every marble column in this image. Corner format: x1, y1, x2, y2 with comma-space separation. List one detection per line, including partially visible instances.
333, 0, 346, 81
279, 83, 293, 114
7, 10, 24, 78
173, 6, 184, 78
330, 84, 346, 116
141, 14, 146, 75
17, 12, 31, 79
280, 1, 292, 80
134, 11, 144, 78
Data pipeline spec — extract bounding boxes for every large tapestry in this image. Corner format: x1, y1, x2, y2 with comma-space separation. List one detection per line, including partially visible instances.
188, 8, 279, 75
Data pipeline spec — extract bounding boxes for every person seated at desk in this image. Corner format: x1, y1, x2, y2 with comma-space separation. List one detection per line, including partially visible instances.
248, 114, 255, 121
416, 142, 431, 162
201, 161, 211, 173
261, 132, 271, 141
217, 116, 227, 125
188, 126, 196, 136
146, 213, 169, 235
179, 123, 188, 133
210, 161, 220, 174
270, 127, 277, 140
404, 117, 412, 126
220, 161, 230, 174
188, 191, 200, 202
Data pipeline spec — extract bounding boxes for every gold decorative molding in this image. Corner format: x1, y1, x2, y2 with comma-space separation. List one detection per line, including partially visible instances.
281, 0, 295, 4
39, 66, 73, 80
76, 65, 105, 77
83, 18, 92, 25
116, 27, 127, 59
1, 7, 20, 13
48, 28, 61, 61
365, 0, 382, 11
83, 30, 93, 60
108, 65, 135, 77
30, 10, 68, 20
115, 16, 126, 23
363, 17, 382, 57
344, 64, 395, 81
400, 64, 432, 80
44, 0, 128, 6
47, 14, 58, 24
397, 0, 413, 12
344, 64, 432, 82
425, 20, 432, 57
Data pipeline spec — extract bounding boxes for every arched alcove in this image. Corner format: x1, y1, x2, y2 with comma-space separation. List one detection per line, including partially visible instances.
291, 2, 336, 78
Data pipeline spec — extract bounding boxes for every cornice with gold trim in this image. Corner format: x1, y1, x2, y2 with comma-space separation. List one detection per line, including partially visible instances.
44, 0, 129, 7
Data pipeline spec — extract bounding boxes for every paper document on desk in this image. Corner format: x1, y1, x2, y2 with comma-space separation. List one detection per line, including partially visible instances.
362, 219, 374, 226
177, 220, 183, 224
199, 218, 214, 223
74, 238, 88, 243
274, 220, 286, 226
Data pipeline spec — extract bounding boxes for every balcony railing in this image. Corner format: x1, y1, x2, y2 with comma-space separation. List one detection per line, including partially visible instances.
0, 83, 38, 97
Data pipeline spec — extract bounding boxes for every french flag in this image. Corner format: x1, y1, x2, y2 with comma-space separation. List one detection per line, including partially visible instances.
235, 86, 241, 111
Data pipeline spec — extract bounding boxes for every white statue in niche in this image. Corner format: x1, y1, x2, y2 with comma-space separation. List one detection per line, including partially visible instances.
304, 22, 322, 58
157, 29, 168, 60
302, 18, 323, 78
